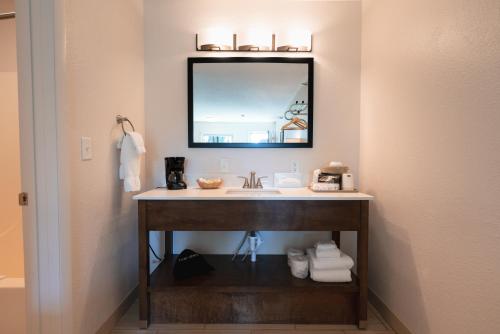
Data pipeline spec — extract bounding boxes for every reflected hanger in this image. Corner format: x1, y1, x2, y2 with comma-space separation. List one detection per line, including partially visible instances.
281, 117, 308, 131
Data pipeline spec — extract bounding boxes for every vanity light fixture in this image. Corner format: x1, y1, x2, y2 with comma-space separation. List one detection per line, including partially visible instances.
197, 28, 236, 51
237, 28, 273, 51
195, 32, 312, 52
275, 30, 312, 52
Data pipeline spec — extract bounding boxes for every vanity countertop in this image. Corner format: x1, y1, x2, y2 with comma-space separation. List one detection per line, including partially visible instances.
133, 187, 374, 201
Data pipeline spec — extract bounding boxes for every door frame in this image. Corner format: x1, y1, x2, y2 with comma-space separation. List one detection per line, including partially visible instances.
16, 0, 70, 333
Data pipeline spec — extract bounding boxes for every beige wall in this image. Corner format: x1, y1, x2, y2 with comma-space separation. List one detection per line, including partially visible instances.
145, 0, 362, 255
60, 1, 144, 332
361, 1, 500, 333
0, 0, 24, 278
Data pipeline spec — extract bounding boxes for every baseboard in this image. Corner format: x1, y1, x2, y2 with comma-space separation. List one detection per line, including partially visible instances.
369, 289, 412, 334
96, 286, 138, 334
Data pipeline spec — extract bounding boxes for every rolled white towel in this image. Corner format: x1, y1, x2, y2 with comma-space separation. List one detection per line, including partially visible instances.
287, 248, 304, 266
307, 248, 354, 270
310, 268, 352, 283
289, 255, 309, 279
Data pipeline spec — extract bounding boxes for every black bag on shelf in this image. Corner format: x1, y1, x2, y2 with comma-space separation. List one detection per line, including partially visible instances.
173, 249, 214, 280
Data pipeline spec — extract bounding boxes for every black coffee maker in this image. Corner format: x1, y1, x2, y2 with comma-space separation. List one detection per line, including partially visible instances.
165, 157, 187, 190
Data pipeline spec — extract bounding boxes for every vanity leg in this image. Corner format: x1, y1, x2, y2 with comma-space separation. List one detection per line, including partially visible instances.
357, 201, 369, 329
332, 231, 340, 248
164, 231, 173, 258
138, 201, 150, 328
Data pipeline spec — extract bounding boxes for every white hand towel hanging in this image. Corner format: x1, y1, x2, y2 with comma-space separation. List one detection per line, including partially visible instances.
119, 131, 146, 192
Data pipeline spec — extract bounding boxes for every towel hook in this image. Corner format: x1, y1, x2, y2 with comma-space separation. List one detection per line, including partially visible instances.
116, 115, 135, 135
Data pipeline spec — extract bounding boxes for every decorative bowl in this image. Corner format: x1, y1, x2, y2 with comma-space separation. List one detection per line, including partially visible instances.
196, 178, 223, 189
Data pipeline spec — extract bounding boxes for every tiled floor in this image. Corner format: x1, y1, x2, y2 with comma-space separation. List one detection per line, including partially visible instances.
112, 301, 395, 334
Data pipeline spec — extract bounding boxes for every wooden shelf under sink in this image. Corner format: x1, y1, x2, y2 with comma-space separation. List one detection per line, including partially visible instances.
149, 254, 359, 324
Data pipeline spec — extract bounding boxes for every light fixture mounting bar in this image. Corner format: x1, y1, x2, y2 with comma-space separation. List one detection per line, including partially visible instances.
195, 33, 312, 53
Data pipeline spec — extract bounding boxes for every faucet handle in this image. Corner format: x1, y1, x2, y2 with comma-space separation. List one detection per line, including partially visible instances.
256, 176, 268, 189
238, 176, 250, 188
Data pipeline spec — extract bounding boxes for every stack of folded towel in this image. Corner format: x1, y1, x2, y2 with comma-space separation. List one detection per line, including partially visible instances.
307, 241, 354, 282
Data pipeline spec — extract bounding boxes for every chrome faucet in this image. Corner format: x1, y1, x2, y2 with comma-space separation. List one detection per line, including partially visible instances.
238, 171, 267, 189
249, 171, 257, 188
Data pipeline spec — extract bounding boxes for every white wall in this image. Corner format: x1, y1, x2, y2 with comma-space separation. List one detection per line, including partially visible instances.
60, 1, 144, 333
0, 0, 24, 278
361, 1, 500, 333
145, 0, 362, 254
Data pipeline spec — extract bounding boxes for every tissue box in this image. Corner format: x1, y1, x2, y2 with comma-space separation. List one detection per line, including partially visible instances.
274, 173, 303, 188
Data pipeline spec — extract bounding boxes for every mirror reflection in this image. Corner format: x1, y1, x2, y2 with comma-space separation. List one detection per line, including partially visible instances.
190, 60, 313, 147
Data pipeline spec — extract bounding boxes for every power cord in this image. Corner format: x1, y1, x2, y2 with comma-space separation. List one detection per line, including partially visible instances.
149, 244, 163, 262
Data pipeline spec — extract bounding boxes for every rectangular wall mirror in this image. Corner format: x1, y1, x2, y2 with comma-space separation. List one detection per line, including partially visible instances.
188, 57, 314, 148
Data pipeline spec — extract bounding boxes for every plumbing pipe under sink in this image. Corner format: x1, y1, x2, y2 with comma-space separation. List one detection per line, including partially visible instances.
233, 231, 264, 262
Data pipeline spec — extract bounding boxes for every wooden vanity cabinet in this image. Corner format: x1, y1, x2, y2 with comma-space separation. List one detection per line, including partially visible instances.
137, 200, 369, 329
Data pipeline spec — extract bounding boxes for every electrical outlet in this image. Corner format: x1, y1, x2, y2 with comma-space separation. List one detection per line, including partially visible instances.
81, 137, 92, 161
290, 160, 300, 173
220, 158, 230, 173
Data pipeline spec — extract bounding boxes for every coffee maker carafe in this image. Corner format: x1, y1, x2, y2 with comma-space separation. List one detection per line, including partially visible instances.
165, 157, 187, 190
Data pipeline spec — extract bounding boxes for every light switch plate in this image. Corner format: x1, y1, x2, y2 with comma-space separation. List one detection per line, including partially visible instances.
81, 137, 92, 161
290, 160, 300, 173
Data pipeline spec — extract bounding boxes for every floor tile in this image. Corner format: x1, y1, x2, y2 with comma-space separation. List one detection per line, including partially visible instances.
157, 330, 251, 334
251, 330, 344, 334
295, 324, 356, 330
344, 331, 394, 334
114, 303, 141, 329
149, 324, 205, 330
114, 319, 142, 330
368, 304, 392, 329
111, 330, 157, 334
205, 324, 294, 330
367, 317, 383, 325
368, 308, 379, 321
366, 322, 388, 331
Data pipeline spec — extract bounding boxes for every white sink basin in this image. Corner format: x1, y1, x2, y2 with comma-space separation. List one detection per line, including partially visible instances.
225, 188, 282, 195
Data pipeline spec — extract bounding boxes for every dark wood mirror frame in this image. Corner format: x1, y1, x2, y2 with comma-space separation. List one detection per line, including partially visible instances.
188, 57, 314, 148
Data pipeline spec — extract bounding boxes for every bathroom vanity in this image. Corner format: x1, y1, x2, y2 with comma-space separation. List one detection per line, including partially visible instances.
134, 188, 373, 328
